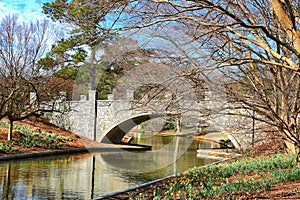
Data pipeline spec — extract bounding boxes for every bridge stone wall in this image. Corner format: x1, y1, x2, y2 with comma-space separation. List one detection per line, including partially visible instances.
50, 90, 202, 142
51, 91, 97, 140
51, 91, 128, 141
49, 90, 267, 149
96, 99, 133, 141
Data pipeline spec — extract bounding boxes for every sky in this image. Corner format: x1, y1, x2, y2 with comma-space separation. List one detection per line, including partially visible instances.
0, 0, 196, 59
0, 0, 49, 20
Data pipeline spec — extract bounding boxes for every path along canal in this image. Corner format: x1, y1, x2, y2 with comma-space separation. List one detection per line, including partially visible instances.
0, 134, 222, 200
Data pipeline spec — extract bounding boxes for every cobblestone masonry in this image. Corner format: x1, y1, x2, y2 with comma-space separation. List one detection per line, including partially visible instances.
49, 90, 266, 149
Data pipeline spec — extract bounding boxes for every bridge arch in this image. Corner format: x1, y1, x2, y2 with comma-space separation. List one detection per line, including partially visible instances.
99, 112, 241, 149
100, 113, 167, 144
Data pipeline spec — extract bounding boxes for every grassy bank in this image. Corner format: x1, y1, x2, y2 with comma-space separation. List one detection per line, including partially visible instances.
111, 153, 300, 199
0, 120, 83, 154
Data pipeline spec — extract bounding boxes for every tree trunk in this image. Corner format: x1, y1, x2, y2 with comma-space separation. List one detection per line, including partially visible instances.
285, 140, 300, 168
270, 0, 300, 52
7, 120, 13, 141
89, 47, 96, 91
296, 145, 300, 168
176, 118, 181, 134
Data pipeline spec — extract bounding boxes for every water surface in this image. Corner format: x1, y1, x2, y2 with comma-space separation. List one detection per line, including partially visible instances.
0, 135, 218, 199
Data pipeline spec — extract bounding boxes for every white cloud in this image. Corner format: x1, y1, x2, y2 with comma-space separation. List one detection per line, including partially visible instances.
0, 1, 69, 56
0, 0, 49, 20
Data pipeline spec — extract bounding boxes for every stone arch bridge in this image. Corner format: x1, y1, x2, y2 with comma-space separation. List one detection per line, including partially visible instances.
50, 90, 256, 149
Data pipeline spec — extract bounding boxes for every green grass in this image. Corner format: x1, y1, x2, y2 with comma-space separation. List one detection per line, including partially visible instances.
129, 153, 299, 199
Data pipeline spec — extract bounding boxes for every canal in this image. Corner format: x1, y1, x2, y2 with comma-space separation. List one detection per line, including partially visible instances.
0, 135, 219, 199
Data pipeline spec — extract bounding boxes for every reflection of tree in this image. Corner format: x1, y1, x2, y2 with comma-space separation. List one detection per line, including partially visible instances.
90, 156, 96, 199
2, 162, 11, 200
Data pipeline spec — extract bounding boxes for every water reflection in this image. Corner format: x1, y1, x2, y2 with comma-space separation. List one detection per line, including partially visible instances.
0, 136, 218, 200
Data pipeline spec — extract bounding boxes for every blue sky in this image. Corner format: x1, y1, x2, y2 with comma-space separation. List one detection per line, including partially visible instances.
0, 0, 49, 20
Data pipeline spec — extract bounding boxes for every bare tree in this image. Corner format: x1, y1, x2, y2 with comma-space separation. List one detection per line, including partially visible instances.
43, 0, 300, 163
0, 15, 61, 140
43, 0, 300, 81
116, 0, 300, 163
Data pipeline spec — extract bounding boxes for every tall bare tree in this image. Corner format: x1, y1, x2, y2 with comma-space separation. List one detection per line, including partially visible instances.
120, 0, 300, 162
0, 15, 61, 140
43, 0, 300, 163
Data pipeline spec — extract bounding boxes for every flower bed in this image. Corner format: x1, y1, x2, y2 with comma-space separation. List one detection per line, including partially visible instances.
107, 153, 300, 199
